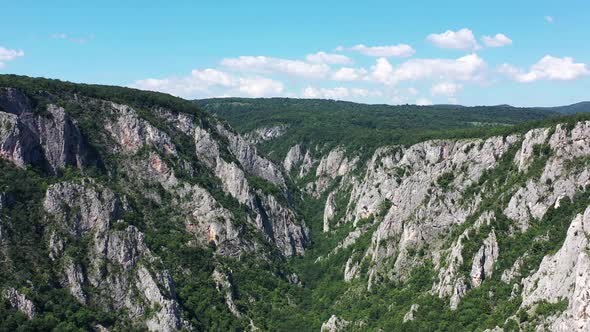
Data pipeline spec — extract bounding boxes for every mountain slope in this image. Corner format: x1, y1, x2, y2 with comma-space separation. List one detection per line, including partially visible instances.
0, 75, 308, 331
540, 101, 590, 115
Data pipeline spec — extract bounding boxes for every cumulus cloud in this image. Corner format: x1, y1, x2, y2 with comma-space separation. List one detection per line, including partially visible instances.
427, 28, 480, 51
0, 47, 24, 69
349, 44, 415, 57
132, 69, 284, 98
220, 56, 330, 79
306, 51, 352, 65
481, 33, 512, 47
331, 67, 368, 81
237, 77, 284, 97
371, 54, 486, 85
430, 82, 463, 96
190, 68, 235, 86
302, 86, 380, 100
370, 57, 395, 84
416, 98, 433, 106
499, 55, 590, 82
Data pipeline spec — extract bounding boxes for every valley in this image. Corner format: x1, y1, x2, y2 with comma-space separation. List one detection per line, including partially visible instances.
0, 75, 589, 331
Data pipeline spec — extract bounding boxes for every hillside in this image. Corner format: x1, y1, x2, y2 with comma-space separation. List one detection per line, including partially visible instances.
541, 101, 590, 115
1, 76, 590, 331
196, 98, 562, 161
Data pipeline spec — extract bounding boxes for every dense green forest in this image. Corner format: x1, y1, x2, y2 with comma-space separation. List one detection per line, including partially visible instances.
196, 97, 572, 160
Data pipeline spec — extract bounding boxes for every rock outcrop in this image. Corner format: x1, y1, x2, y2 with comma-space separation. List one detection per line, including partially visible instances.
3, 288, 36, 319
321, 315, 350, 332
194, 123, 307, 256
245, 125, 287, 144
44, 180, 185, 331
403, 304, 420, 322
520, 206, 590, 331
470, 231, 499, 288
323, 191, 337, 232
0, 88, 94, 173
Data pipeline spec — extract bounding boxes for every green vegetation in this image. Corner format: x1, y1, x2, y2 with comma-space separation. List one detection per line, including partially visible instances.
0, 74, 207, 118
437, 171, 456, 192
534, 299, 569, 317
0, 161, 123, 332
197, 97, 561, 161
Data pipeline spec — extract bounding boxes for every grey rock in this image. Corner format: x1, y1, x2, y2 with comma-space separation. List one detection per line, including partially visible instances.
64, 257, 87, 304
3, 287, 36, 319
501, 255, 526, 284
194, 125, 308, 256
403, 304, 420, 322
470, 230, 499, 288
213, 269, 242, 318
283, 144, 302, 174
245, 125, 287, 144
450, 277, 469, 310
43, 181, 186, 331
216, 124, 285, 187
299, 150, 315, 178
323, 191, 337, 232
0, 89, 93, 173
321, 315, 350, 332
105, 102, 177, 156
520, 206, 590, 331
505, 122, 590, 231
353, 136, 515, 285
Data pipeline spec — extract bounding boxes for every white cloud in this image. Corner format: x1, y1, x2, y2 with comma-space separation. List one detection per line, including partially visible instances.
221, 56, 330, 79
545, 16, 554, 23
190, 69, 236, 86
237, 77, 284, 97
303, 86, 349, 99
499, 55, 590, 83
371, 54, 486, 85
406, 87, 419, 96
430, 82, 463, 96
0, 47, 24, 68
481, 33, 512, 48
302, 86, 380, 100
331, 67, 368, 81
416, 98, 433, 106
306, 51, 352, 65
427, 28, 480, 51
370, 57, 395, 84
133, 77, 208, 97
132, 69, 284, 98
349, 44, 415, 57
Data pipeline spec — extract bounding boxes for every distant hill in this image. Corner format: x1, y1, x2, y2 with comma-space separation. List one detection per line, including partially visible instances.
196, 97, 561, 159
540, 101, 590, 115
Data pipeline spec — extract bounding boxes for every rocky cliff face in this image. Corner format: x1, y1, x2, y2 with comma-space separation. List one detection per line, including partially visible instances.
0, 88, 95, 173
0, 84, 308, 330
520, 207, 590, 331
279, 119, 590, 330
44, 180, 185, 331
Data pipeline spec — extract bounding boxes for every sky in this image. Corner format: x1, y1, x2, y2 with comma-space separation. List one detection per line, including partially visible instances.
1, 0, 589, 106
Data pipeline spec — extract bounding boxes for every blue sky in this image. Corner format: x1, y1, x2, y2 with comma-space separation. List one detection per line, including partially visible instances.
1, 0, 589, 106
